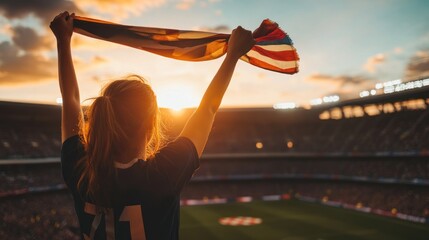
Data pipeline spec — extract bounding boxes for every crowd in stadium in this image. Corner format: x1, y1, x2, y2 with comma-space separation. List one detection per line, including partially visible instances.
0, 164, 63, 192
0, 125, 61, 159
0, 192, 80, 240
1, 106, 428, 160
205, 108, 429, 154
1, 158, 428, 220
181, 180, 429, 218
1, 99, 428, 238
195, 157, 429, 180
2, 156, 428, 195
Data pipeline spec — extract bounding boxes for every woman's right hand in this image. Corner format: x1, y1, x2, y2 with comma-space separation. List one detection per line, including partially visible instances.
50, 11, 75, 42
226, 26, 256, 60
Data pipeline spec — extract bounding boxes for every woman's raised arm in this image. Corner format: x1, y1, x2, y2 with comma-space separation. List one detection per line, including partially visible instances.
50, 11, 83, 142
179, 26, 255, 157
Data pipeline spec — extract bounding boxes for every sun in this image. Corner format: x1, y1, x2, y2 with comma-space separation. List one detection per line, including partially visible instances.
156, 84, 198, 111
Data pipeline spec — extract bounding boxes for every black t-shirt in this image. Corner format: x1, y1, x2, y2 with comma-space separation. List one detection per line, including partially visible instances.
61, 135, 199, 240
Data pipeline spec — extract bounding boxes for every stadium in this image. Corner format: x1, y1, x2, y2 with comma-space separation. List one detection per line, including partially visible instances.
1, 77, 428, 239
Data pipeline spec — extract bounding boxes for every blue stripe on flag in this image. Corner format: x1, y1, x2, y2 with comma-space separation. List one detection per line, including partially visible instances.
257, 35, 293, 46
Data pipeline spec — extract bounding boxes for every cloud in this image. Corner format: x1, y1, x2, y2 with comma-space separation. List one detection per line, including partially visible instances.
0, 0, 81, 22
196, 25, 230, 33
0, 23, 13, 37
0, 0, 165, 23
177, 0, 221, 11
0, 19, 58, 85
11, 25, 52, 51
0, 41, 56, 85
306, 73, 370, 87
415, 50, 429, 58
394, 47, 403, 54
176, 0, 196, 10
305, 73, 375, 99
214, 9, 222, 16
363, 53, 386, 73
0, 41, 17, 60
71, 35, 116, 50
73, 55, 108, 68
75, 0, 166, 19
404, 50, 429, 80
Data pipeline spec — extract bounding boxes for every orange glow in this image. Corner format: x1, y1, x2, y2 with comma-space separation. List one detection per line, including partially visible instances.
156, 84, 198, 111
322, 196, 328, 202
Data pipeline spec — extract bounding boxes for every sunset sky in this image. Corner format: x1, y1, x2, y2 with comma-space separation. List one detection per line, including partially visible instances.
0, 0, 428, 109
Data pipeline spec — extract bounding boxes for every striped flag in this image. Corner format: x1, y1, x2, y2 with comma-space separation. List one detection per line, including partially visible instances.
73, 16, 299, 74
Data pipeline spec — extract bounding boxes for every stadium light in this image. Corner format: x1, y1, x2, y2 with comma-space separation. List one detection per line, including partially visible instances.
384, 78, 429, 94
273, 102, 297, 110
375, 83, 383, 89
286, 140, 294, 149
310, 95, 340, 105
31, 141, 39, 148
322, 95, 340, 103
360, 89, 377, 98
310, 98, 323, 106
375, 79, 402, 89
384, 86, 394, 94
359, 91, 370, 98
359, 78, 429, 97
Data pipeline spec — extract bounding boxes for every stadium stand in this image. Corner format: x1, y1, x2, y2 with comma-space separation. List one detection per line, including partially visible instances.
1, 79, 429, 238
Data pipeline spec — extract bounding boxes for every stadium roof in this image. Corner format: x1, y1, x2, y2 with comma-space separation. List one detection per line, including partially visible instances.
312, 82, 429, 112
0, 80, 428, 122
0, 101, 61, 123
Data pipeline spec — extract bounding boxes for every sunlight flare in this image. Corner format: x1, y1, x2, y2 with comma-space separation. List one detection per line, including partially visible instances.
156, 84, 198, 111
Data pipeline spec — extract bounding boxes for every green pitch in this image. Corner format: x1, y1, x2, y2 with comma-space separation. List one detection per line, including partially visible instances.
180, 200, 429, 240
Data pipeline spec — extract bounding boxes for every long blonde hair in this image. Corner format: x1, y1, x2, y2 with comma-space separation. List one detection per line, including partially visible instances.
77, 75, 164, 206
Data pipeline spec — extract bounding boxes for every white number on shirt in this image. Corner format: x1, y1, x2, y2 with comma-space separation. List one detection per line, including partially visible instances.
84, 202, 146, 240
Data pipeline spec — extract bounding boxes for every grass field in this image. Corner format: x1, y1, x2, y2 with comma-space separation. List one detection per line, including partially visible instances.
180, 200, 429, 240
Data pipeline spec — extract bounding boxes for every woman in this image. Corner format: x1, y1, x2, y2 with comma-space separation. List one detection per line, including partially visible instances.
51, 11, 255, 240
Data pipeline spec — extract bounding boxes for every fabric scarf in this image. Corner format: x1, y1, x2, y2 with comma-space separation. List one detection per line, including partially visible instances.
73, 16, 299, 74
